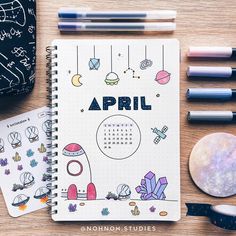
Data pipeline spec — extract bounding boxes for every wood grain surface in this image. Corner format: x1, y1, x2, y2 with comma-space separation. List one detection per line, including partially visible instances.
0, 0, 236, 235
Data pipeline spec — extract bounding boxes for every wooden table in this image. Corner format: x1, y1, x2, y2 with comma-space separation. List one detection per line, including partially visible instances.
0, 0, 236, 235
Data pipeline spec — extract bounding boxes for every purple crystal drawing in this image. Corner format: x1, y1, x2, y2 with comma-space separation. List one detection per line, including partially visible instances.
68, 203, 77, 212
149, 206, 156, 212
0, 158, 8, 167
135, 171, 168, 200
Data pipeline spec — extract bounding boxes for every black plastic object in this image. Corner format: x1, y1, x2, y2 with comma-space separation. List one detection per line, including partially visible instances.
0, 0, 36, 96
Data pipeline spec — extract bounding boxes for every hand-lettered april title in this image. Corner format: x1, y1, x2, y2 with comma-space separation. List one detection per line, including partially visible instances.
89, 97, 151, 111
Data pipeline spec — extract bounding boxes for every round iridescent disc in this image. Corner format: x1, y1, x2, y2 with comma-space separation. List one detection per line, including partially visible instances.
189, 133, 236, 197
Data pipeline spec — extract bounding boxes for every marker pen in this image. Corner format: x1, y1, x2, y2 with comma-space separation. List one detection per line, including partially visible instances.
187, 88, 236, 100
58, 9, 177, 20
188, 47, 236, 58
187, 66, 236, 78
188, 111, 236, 123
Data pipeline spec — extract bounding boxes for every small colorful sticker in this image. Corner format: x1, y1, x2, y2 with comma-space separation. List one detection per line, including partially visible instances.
43, 156, 48, 162
34, 187, 50, 203
17, 165, 23, 171
12, 194, 30, 211
12, 152, 21, 162
131, 205, 140, 216
25, 126, 39, 143
38, 143, 46, 153
0, 158, 8, 167
0, 138, 5, 153
68, 203, 77, 212
8, 132, 22, 149
26, 149, 34, 157
101, 208, 110, 216
42, 173, 51, 182
30, 159, 38, 167
149, 206, 156, 212
5, 169, 10, 175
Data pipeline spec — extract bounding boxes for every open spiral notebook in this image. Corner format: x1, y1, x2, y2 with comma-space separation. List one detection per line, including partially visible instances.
46, 39, 180, 221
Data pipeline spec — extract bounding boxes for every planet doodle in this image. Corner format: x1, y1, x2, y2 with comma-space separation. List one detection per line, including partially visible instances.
189, 133, 236, 197
155, 45, 171, 85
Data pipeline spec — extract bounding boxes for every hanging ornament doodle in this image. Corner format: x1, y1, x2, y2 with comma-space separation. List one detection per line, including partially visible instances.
8, 132, 22, 149
105, 45, 120, 86
155, 45, 171, 85
71, 45, 83, 87
0, 138, 4, 153
42, 120, 52, 137
25, 126, 39, 143
88, 45, 100, 70
124, 45, 140, 79
140, 45, 153, 70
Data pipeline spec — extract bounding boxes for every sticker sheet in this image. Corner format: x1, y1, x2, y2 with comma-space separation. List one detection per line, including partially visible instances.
0, 107, 50, 217
51, 39, 180, 221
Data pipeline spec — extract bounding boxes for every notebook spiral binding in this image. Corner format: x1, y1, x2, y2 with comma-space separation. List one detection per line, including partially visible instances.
46, 45, 59, 215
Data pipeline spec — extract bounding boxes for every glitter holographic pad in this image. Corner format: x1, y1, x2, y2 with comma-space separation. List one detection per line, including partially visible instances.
189, 133, 236, 197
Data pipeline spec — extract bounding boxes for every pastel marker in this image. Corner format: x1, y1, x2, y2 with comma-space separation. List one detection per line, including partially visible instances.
187, 88, 236, 101
188, 47, 236, 58
187, 66, 236, 78
188, 111, 236, 123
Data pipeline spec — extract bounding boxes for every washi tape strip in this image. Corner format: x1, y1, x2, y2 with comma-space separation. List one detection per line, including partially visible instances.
186, 203, 236, 230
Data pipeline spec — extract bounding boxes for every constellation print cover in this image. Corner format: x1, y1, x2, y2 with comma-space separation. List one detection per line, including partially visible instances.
47, 39, 180, 221
0, 107, 51, 217
0, 0, 36, 96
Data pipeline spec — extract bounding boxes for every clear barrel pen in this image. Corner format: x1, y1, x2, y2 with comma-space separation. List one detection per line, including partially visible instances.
58, 22, 176, 32
58, 9, 177, 20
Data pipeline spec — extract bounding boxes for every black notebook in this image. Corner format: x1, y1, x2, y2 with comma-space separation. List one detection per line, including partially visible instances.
0, 0, 36, 96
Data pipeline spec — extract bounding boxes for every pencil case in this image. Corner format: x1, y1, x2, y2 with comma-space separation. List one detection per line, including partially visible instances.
0, 0, 36, 96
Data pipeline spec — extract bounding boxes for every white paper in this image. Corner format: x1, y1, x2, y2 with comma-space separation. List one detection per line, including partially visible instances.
50, 39, 180, 221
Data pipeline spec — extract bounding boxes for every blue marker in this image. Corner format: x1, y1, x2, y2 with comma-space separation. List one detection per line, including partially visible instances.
187, 88, 236, 101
